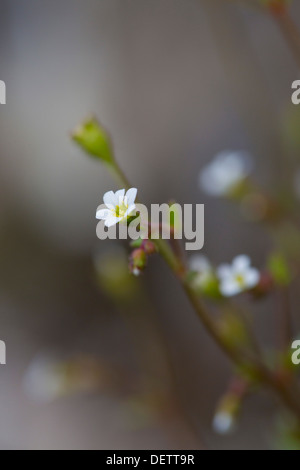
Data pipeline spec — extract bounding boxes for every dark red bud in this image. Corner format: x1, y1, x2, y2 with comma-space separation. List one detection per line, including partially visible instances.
141, 240, 157, 255
250, 271, 274, 298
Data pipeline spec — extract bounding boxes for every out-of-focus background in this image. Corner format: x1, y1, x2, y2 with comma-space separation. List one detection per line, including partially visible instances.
0, 0, 300, 450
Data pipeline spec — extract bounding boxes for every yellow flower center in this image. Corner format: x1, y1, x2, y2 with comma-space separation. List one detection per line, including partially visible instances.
235, 274, 245, 287
114, 201, 128, 218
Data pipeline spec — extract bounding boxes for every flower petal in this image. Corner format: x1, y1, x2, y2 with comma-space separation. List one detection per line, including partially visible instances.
126, 188, 138, 206
127, 204, 136, 217
213, 412, 234, 435
189, 255, 212, 273
104, 216, 119, 227
232, 255, 251, 273
103, 191, 116, 208
96, 208, 110, 220
244, 268, 260, 288
114, 189, 125, 205
217, 264, 232, 279
220, 279, 241, 297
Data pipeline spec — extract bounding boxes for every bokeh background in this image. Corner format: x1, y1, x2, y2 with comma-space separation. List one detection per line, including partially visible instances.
0, 0, 299, 449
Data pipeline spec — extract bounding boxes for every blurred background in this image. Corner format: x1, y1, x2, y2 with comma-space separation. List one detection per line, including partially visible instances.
0, 0, 300, 449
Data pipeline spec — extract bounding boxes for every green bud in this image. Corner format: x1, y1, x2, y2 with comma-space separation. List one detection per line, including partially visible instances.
218, 311, 249, 350
72, 117, 114, 164
267, 253, 291, 286
130, 238, 143, 249
94, 249, 138, 302
188, 271, 221, 300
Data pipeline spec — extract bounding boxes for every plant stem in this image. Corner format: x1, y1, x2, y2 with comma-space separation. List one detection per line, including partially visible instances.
269, 7, 300, 69
110, 162, 132, 191
111, 159, 300, 421
163, 240, 300, 419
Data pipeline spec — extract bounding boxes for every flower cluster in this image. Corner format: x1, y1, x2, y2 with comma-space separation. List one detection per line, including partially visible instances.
189, 254, 260, 298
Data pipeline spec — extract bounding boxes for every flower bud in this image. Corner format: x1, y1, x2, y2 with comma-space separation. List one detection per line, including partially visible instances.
94, 249, 138, 301
141, 240, 157, 255
129, 248, 147, 276
251, 270, 274, 298
72, 117, 114, 164
212, 377, 248, 435
267, 253, 291, 287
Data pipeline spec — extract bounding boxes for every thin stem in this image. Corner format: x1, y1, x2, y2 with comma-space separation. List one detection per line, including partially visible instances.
269, 7, 300, 69
227, 2, 300, 72
111, 160, 300, 421
277, 287, 293, 351
109, 162, 132, 191
182, 275, 300, 420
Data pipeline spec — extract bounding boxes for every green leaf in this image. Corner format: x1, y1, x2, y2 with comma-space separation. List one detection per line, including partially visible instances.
267, 253, 291, 286
72, 117, 114, 164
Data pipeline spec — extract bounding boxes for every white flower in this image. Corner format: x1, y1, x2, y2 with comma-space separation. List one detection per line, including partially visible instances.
23, 354, 66, 403
189, 255, 214, 288
217, 255, 260, 297
199, 150, 252, 196
212, 412, 235, 435
96, 188, 137, 227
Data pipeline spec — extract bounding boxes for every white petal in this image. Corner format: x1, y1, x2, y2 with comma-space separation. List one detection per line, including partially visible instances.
126, 188, 138, 206
244, 268, 260, 288
220, 279, 241, 297
104, 216, 119, 227
103, 191, 116, 208
232, 255, 251, 273
96, 208, 110, 220
199, 168, 224, 196
189, 255, 211, 273
127, 204, 136, 217
212, 412, 234, 435
217, 264, 232, 279
199, 151, 252, 197
114, 189, 125, 205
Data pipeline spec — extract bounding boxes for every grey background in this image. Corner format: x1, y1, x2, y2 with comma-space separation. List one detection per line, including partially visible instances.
0, 0, 299, 449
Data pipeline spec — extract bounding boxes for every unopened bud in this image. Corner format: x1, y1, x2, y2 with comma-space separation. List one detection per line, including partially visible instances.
251, 271, 274, 298
72, 117, 114, 164
213, 377, 249, 435
129, 248, 147, 276
142, 240, 157, 255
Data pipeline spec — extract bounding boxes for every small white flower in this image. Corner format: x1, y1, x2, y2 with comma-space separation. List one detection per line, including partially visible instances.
199, 150, 252, 196
189, 255, 214, 288
23, 354, 66, 403
212, 412, 234, 435
217, 255, 260, 297
132, 267, 141, 277
96, 188, 137, 227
